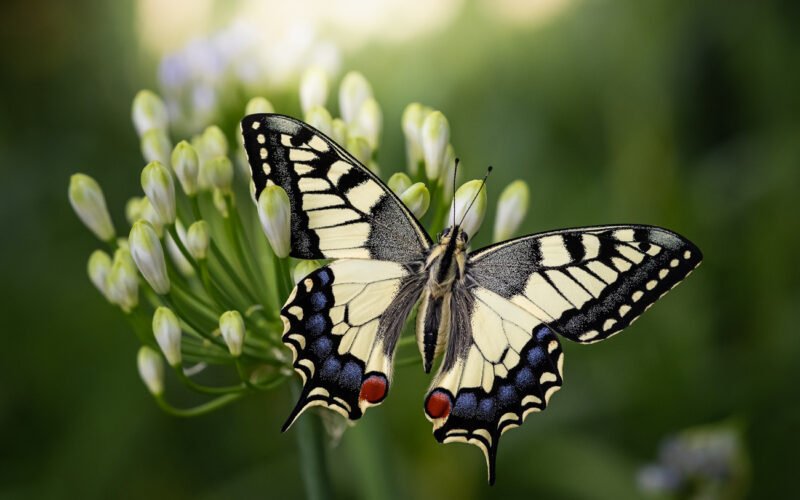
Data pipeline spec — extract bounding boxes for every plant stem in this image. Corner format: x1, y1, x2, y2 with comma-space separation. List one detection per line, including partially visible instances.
291, 380, 332, 500
154, 392, 244, 417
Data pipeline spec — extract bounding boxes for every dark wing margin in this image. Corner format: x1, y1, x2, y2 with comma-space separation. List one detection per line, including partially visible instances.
241, 113, 432, 262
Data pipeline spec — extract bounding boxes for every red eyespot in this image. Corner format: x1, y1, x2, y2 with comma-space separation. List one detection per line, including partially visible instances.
359, 374, 388, 403
425, 390, 452, 419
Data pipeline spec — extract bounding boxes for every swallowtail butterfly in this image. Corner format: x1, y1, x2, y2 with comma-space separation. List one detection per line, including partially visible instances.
241, 114, 702, 484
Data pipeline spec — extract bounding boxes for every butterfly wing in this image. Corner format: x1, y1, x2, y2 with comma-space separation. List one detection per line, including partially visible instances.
424, 225, 701, 483
281, 259, 425, 430
241, 114, 432, 261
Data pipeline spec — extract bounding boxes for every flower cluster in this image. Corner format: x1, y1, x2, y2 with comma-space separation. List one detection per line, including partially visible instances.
69, 69, 531, 417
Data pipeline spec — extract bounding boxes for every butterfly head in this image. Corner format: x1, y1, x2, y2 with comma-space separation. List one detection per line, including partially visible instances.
438, 225, 470, 250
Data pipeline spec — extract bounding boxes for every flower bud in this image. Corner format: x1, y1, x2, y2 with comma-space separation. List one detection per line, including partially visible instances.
219, 310, 245, 357
245, 96, 275, 115
153, 307, 182, 367
107, 247, 139, 312
129, 220, 170, 294
69, 173, 115, 242
300, 66, 329, 115
402, 103, 430, 175
202, 125, 229, 158
257, 185, 291, 258
213, 188, 229, 217
171, 141, 199, 196
140, 128, 172, 166
399, 182, 431, 219
165, 220, 193, 277
331, 118, 348, 145
305, 106, 333, 137
388, 172, 413, 195
132, 90, 168, 137
354, 98, 382, 150
441, 144, 458, 200
346, 135, 372, 165
187, 220, 210, 260
137, 346, 164, 396
139, 198, 163, 237
125, 197, 146, 225
493, 180, 530, 243
140, 161, 176, 225
292, 260, 322, 284
339, 71, 373, 125
204, 156, 234, 192
448, 180, 487, 240
87, 250, 112, 300
422, 111, 450, 181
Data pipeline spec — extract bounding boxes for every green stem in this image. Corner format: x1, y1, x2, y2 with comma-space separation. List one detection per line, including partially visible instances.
154, 393, 244, 417
174, 365, 247, 394
291, 380, 332, 500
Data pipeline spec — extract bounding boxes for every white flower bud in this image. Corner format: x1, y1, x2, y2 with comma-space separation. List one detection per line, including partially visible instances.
129, 220, 170, 294
219, 310, 245, 357
493, 180, 530, 243
257, 185, 291, 258
292, 260, 322, 284
107, 247, 139, 312
213, 188, 229, 217
422, 111, 450, 181
171, 141, 199, 196
125, 197, 145, 226
87, 250, 113, 300
300, 66, 329, 115
153, 307, 182, 367
204, 156, 234, 192
69, 173, 115, 242
354, 98, 382, 150
402, 103, 430, 175
441, 144, 458, 200
137, 346, 164, 396
339, 71, 373, 125
187, 220, 210, 260
202, 125, 229, 158
346, 135, 372, 165
140, 161, 176, 225
165, 220, 193, 277
139, 198, 163, 237
305, 106, 333, 137
132, 90, 168, 137
140, 128, 172, 166
399, 182, 431, 219
447, 180, 488, 240
331, 118, 348, 145
388, 172, 413, 195
245, 96, 275, 115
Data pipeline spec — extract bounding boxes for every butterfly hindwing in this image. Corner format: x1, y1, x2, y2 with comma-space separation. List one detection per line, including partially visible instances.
281, 259, 425, 430
241, 114, 432, 262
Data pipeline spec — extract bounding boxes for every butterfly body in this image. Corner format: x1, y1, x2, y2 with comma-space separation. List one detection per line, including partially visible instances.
242, 113, 703, 484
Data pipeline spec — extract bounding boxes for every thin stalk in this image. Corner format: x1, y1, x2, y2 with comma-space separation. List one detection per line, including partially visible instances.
174, 365, 247, 394
154, 393, 244, 417
291, 380, 332, 500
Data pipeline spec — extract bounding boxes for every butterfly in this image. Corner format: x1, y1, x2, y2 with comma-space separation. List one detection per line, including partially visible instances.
241, 113, 702, 484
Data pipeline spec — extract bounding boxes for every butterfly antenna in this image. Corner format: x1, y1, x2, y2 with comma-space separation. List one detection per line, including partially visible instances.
451, 158, 460, 228
458, 166, 493, 227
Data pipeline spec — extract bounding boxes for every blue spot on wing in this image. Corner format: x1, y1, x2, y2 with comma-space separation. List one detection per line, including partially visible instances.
497, 385, 517, 406
515, 367, 534, 389
310, 292, 327, 312
311, 337, 332, 358
453, 393, 477, 418
339, 361, 363, 390
317, 269, 331, 286
320, 357, 340, 381
306, 314, 326, 336
477, 397, 496, 421
527, 346, 546, 367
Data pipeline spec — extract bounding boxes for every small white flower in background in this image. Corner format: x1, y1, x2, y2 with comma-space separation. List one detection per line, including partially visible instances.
129, 220, 170, 295
300, 66, 329, 115
106, 247, 139, 312
202, 125, 229, 158
141, 161, 176, 225
140, 128, 172, 166
257, 185, 291, 258
353, 98, 382, 150
441, 144, 458, 200
171, 141, 199, 196
347, 136, 373, 166
69, 174, 116, 242
125, 196, 146, 225
448, 180, 488, 240
402, 102, 430, 175
213, 189, 229, 217
204, 156, 234, 192
292, 260, 322, 284
305, 106, 334, 137
388, 172, 413, 195
422, 111, 450, 182
245, 96, 275, 115
493, 180, 530, 243
153, 307, 182, 367
187, 220, 210, 261
87, 250, 113, 300
132, 90, 168, 137
219, 310, 245, 357
137, 346, 165, 396
139, 197, 164, 237
165, 220, 194, 277
339, 71, 373, 125
330, 118, 348, 145
400, 183, 431, 219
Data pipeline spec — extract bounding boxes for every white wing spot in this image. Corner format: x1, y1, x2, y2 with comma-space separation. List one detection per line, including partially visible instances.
632, 290, 644, 302
646, 280, 657, 290
684, 250, 692, 259
308, 135, 329, 152
603, 318, 617, 331
262, 162, 271, 175
578, 330, 599, 341
289, 149, 317, 162
260, 148, 268, 159
257, 134, 265, 144
540, 372, 557, 384
658, 269, 669, 279
251, 121, 260, 130
619, 304, 631, 317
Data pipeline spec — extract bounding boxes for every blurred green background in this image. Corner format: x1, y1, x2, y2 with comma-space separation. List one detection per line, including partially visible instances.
2, 0, 799, 498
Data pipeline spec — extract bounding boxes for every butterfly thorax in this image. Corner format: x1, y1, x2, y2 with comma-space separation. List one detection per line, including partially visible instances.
417, 226, 469, 373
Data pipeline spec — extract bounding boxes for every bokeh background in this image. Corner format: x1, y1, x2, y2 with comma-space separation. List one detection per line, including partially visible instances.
2, 0, 799, 498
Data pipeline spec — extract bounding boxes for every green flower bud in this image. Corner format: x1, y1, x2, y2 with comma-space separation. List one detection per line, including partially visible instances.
107, 247, 139, 312
346, 135, 372, 165
292, 260, 322, 284
339, 71, 373, 125
245, 96, 275, 115
402, 102, 430, 175
204, 156, 234, 192
493, 180, 530, 243
213, 188, 229, 217
132, 90, 168, 137
219, 310, 245, 357
153, 307, 182, 367
388, 172, 413, 195
165, 220, 193, 277
140, 128, 172, 166
125, 196, 146, 226
305, 106, 333, 137
354, 98, 382, 150
331, 118, 348, 146
139, 198, 163, 237
400, 182, 431, 219
257, 185, 291, 258
129, 220, 170, 294
69, 173, 115, 242
300, 66, 329, 115
171, 141, 199, 196
140, 161, 176, 225
186, 220, 210, 260
422, 111, 450, 181
202, 125, 228, 158
137, 346, 164, 396
448, 180, 487, 240
87, 250, 113, 300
